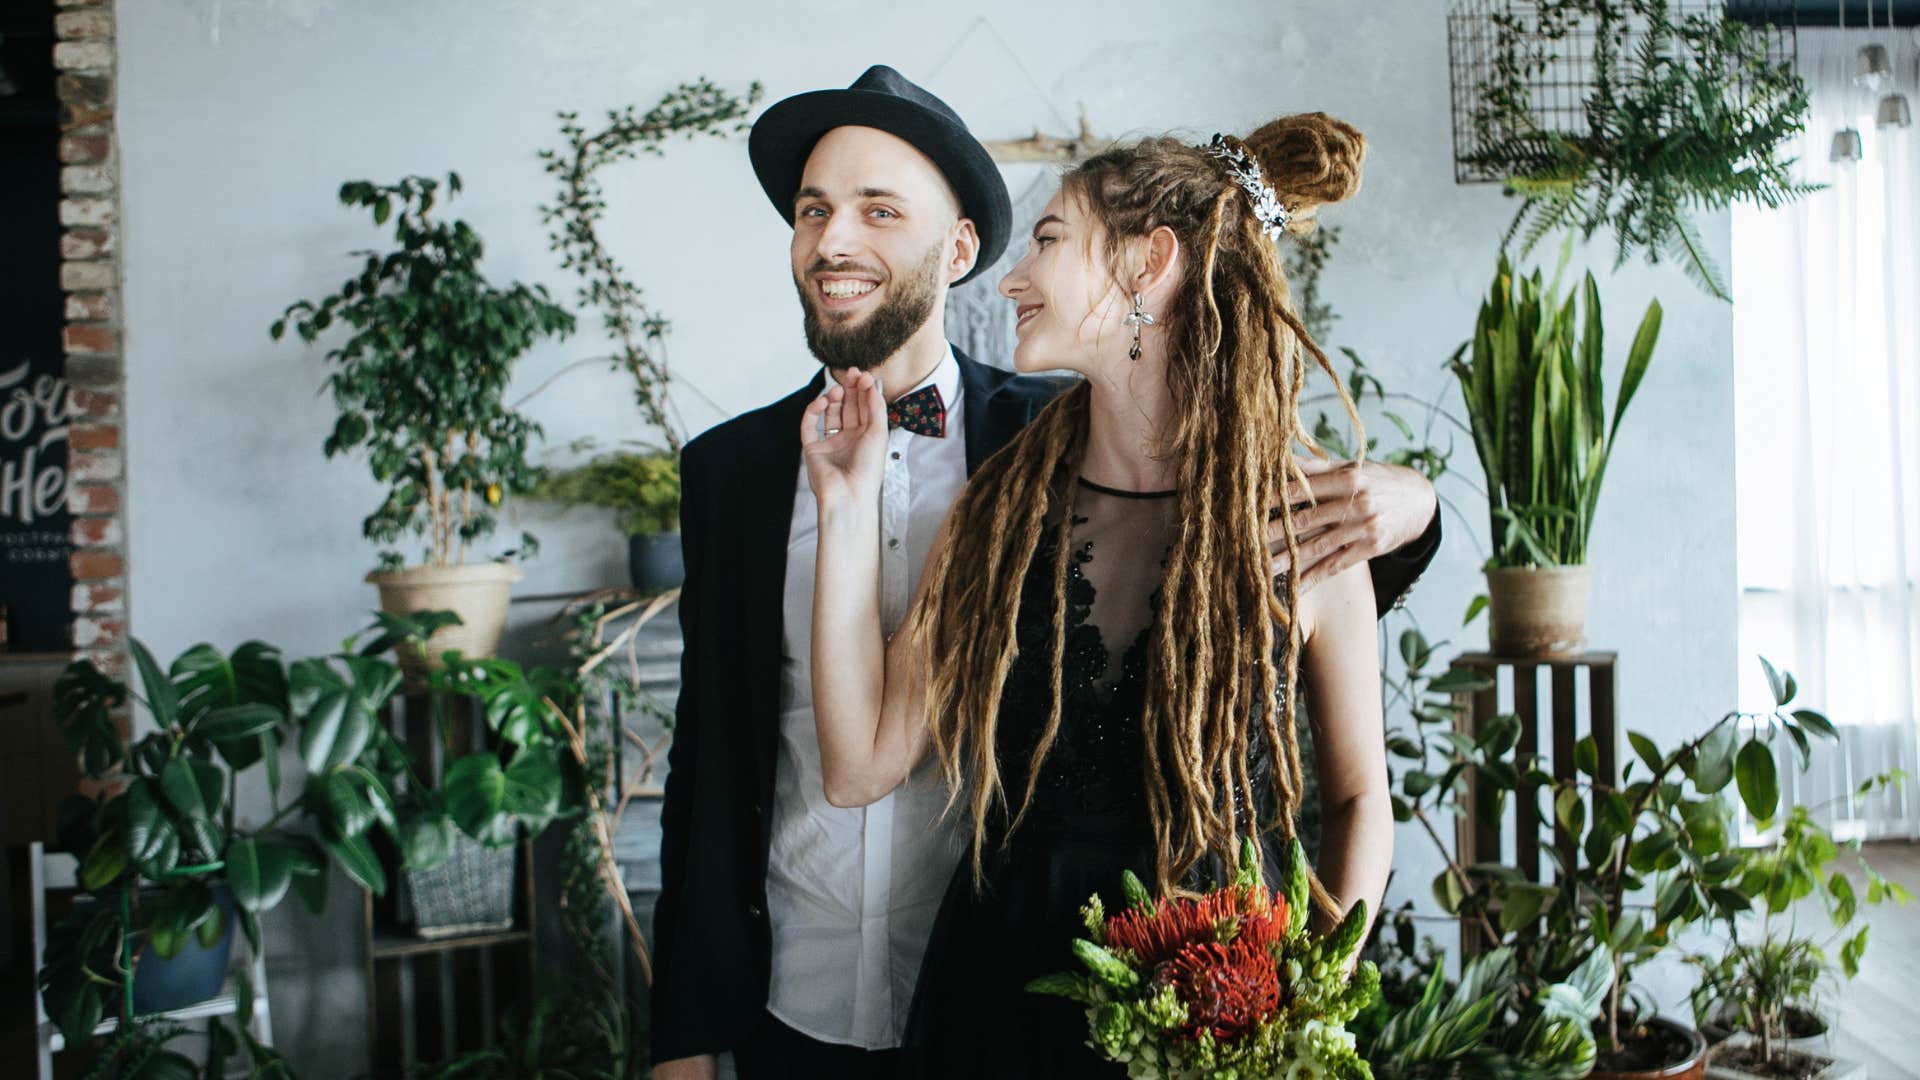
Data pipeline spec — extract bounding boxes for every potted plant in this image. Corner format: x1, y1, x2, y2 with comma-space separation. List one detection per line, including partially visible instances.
527, 442, 682, 593
1454, 0, 1817, 300
1686, 789, 1909, 1080
1388, 655, 1838, 1079
41, 632, 409, 1074
272, 173, 575, 676
1452, 250, 1661, 656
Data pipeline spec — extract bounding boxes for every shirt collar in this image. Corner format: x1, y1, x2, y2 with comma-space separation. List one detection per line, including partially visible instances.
900, 344, 961, 419
813, 344, 962, 418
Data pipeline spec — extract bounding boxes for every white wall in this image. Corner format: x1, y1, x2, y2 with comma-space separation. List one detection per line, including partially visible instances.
116, 0, 1738, 1069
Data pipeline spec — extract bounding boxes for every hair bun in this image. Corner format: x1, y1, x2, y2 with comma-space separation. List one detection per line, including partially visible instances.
1239, 113, 1366, 234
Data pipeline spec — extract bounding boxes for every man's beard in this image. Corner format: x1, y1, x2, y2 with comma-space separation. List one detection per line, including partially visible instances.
795, 244, 944, 371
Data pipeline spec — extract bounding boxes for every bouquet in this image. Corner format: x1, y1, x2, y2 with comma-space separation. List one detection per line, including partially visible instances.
1028, 836, 1378, 1079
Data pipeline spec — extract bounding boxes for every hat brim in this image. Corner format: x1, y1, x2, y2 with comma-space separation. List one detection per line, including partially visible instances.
749, 89, 1011, 286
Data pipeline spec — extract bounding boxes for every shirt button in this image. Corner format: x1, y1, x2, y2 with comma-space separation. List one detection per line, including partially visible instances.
891, 451, 902, 460
887, 538, 900, 549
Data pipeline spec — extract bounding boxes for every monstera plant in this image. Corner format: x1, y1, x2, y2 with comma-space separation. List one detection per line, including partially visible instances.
40, 613, 572, 1077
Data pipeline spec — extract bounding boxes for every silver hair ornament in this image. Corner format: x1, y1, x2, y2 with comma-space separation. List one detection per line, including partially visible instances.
1202, 134, 1289, 241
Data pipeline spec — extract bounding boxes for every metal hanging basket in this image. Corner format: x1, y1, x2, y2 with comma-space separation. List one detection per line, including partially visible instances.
1446, 0, 1802, 184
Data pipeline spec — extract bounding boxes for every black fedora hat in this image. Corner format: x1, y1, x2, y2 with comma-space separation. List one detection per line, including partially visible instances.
749, 65, 1010, 286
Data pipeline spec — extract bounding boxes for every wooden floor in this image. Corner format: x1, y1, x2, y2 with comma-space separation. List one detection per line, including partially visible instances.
1828, 841, 1920, 1079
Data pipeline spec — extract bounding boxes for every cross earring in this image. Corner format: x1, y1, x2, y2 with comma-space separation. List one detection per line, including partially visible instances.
1124, 292, 1155, 361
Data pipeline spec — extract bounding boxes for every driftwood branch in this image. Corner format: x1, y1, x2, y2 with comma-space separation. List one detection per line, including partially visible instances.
982, 103, 1115, 164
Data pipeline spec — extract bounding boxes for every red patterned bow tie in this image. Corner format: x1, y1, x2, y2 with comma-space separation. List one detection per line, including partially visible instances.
887, 384, 947, 437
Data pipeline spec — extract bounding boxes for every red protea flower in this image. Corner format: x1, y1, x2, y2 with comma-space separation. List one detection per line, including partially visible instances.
1160, 935, 1283, 1040
1103, 885, 1289, 1040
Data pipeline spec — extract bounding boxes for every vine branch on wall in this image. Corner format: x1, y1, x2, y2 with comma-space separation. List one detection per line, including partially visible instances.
538, 78, 765, 454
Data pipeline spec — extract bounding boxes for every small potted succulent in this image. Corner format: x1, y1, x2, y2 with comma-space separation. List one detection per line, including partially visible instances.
527, 442, 682, 593
1452, 250, 1661, 656
273, 173, 575, 677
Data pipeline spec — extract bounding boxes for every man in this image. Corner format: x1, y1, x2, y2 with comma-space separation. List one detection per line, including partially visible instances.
651, 65, 1441, 1080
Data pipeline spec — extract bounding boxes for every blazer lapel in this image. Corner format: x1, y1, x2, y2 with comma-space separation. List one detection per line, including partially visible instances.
956, 350, 1023, 476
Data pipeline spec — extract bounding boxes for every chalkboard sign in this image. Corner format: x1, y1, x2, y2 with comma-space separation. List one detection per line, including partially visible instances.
1, 8, 75, 653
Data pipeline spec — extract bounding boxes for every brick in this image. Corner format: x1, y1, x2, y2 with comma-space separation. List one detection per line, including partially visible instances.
65, 293, 113, 321
53, 42, 113, 72
70, 517, 122, 547
60, 260, 115, 290
72, 581, 125, 614
61, 102, 113, 131
59, 198, 114, 227
63, 324, 118, 355
60, 229, 115, 259
54, 10, 113, 38
58, 134, 110, 163
70, 550, 124, 580
68, 448, 120, 483
67, 422, 119, 450
68, 387, 120, 419
66, 354, 121, 387
67, 482, 120, 514
62, 165, 114, 194
56, 74, 111, 108
72, 616, 126, 649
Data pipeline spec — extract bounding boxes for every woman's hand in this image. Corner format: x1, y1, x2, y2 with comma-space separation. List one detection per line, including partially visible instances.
800, 369, 889, 507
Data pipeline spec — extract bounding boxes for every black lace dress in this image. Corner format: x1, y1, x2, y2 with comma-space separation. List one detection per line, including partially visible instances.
899, 478, 1293, 1079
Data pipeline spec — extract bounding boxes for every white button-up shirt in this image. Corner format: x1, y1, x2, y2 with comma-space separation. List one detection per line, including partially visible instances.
765, 349, 969, 1049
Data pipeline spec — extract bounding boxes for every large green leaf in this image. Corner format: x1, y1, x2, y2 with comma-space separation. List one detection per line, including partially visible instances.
225, 836, 294, 913
129, 638, 181, 730
399, 813, 454, 870
1735, 738, 1780, 821
1689, 724, 1738, 794
281, 833, 331, 916
315, 770, 377, 840
80, 829, 128, 891
443, 752, 510, 844
324, 831, 387, 895
1609, 297, 1663, 446
195, 702, 283, 743
293, 658, 376, 774
124, 779, 181, 878
502, 744, 562, 834
158, 757, 225, 858
52, 660, 127, 777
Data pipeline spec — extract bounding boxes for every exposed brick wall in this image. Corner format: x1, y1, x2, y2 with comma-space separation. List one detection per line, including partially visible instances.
53, 0, 126, 680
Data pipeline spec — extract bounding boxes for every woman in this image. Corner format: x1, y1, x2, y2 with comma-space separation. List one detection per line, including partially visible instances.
799, 112, 1394, 1076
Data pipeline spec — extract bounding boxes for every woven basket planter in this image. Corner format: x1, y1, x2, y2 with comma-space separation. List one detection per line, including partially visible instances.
400, 830, 517, 938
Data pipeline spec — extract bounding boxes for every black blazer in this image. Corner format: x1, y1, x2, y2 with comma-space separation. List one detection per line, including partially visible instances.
649, 350, 1440, 1063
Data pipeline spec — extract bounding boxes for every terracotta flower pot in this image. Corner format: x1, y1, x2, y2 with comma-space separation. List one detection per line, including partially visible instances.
1486, 564, 1590, 656
365, 561, 523, 683
1592, 1016, 1709, 1080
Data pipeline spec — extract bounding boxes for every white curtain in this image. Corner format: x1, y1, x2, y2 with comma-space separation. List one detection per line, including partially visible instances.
1734, 27, 1920, 839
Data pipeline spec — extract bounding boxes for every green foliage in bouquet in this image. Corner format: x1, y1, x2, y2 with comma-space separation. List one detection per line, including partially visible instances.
1029, 837, 1377, 1079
